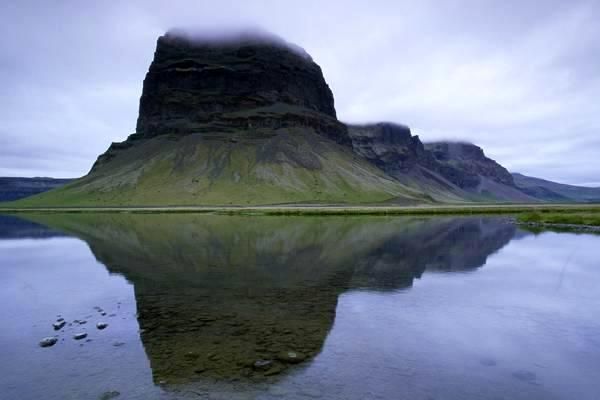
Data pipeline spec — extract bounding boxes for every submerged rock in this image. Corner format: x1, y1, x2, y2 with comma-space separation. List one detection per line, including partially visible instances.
53, 320, 66, 330
39, 337, 58, 347
74, 332, 88, 340
512, 370, 537, 383
97, 322, 109, 330
98, 390, 120, 400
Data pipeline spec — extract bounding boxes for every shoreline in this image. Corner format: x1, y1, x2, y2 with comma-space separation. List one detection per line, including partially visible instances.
1, 203, 600, 216
516, 221, 600, 233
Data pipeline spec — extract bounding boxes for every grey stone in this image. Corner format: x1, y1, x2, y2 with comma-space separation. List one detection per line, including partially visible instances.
39, 337, 58, 347
53, 320, 66, 330
97, 322, 109, 330
253, 359, 273, 370
98, 390, 120, 400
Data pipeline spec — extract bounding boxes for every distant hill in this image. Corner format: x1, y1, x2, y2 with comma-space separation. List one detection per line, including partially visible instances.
0, 177, 72, 202
512, 173, 600, 203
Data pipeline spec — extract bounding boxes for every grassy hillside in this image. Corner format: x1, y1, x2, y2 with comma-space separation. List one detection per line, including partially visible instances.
14, 129, 430, 207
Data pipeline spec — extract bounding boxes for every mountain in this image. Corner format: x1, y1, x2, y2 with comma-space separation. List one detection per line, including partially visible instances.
512, 173, 600, 203
10, 30, 565, 207
424, 142, 537, 202
346, 125, 535, 202
347, 123, 468, 202
0, 177, 72, 202
15, 30, 427, 207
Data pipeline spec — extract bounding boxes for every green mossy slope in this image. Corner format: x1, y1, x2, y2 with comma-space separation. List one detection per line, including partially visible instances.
16, 129, 429, 207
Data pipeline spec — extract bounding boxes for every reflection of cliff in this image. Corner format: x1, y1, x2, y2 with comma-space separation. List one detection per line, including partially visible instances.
350, 217, 518, 289
24, 214, 518, 383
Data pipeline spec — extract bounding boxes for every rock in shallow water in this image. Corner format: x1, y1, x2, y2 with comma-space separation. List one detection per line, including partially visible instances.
74, 332, 88, 340
97, 322, 108, 330
53, 320, 66, 330
98, 390, 120, 400
39, 337, 58, 347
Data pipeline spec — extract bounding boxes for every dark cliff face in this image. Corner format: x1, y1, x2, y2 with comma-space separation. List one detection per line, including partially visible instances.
346, 123, 467, 199
347, 123, 431, 173
135, 30, 342, 139
425, 142, 515, 190
345, 125, 532, 201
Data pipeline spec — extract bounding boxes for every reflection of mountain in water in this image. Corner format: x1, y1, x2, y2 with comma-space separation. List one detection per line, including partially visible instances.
23, 214, 517, 383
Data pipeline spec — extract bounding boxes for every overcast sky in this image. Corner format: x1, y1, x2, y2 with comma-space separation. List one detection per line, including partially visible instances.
1, 0, 599, 185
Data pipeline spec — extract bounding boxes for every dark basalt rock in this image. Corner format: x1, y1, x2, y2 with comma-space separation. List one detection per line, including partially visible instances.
346, 123, 463, 197
347, 124, 515, 190
345, 123, 530, 201
347, 123, 437, 173
90, 29, 350, 174
425, 142, 515, 189
136, 29, 343, 139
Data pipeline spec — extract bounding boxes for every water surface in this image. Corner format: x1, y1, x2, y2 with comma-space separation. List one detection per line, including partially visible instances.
1, 213, 599, 400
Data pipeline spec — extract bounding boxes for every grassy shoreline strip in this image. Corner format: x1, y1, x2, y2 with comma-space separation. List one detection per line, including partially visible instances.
517, 211, 600, 227
1, 204, 600, 216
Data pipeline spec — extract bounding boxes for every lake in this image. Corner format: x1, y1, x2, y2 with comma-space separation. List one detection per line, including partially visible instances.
1, 213, 599, 400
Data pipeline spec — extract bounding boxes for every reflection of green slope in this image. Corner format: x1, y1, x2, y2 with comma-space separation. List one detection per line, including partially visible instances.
25, 214, 517, 383
16, 130, 429, 207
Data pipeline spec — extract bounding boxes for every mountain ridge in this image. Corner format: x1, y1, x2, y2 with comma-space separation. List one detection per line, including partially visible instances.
7, 29, 592, 206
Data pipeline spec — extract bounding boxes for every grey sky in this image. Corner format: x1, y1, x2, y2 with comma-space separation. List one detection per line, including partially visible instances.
1, 0, 599, 185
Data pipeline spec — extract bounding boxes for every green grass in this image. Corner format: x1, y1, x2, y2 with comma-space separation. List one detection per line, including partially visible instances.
3, 204, 600, 217
518, 211, 600, 227
7, 130, 430, 207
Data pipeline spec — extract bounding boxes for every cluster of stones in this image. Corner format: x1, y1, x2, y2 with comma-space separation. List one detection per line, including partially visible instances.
38, 306, 112, 348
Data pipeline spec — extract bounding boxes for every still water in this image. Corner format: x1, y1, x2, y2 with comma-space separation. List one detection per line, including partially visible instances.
0, 213, 599, 400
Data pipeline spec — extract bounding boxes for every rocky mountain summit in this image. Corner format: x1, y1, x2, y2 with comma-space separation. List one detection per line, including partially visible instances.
135, 30, 341, 138
421, 142, 534, 201
425, 142, 515, 189
346, 124, 534, 201
347, 123, 467, 201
